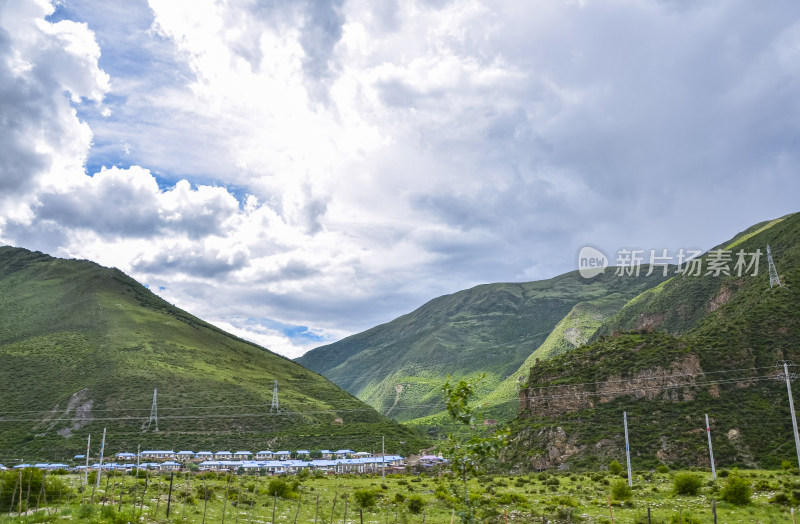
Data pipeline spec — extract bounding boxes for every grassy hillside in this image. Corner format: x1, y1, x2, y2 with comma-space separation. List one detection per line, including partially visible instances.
508, 212, 800, 470
475, 292, 638, 419
297, 271, 669, 422
594, 214, 792, 338
0, 247, 424, 462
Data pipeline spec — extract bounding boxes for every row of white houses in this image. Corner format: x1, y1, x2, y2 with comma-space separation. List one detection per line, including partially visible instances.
1, 455, 406, 475
73, 449, 372, 462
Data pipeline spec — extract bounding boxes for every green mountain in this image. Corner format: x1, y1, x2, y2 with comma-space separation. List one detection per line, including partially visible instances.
475, 291, 638, 421
0, 247, 424, 462
506, 213, 800, 470
297, 270, 670, 422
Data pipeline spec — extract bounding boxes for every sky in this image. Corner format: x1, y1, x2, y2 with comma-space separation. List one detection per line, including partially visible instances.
0, 0, 799, 359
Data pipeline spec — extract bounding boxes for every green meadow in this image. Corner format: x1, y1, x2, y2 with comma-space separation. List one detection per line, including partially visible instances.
1, 467, 800, 523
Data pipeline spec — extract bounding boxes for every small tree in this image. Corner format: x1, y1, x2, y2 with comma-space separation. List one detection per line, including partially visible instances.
673, 472, 702, 496
608, 460, 623, 475
441, 375, 508, 523
720, 470, 751, 505
610, 480, 632, 501
407, 494, 425, 515
354, 488, 377, 508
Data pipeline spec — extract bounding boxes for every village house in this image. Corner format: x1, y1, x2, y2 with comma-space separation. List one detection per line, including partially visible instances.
159, 461, 181, 471
139, 450, 177, 461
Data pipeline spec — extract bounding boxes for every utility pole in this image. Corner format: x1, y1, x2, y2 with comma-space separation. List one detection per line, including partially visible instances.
784, 363, 800, 470
271, 380, 280, 413
624, 411, 632, 487
149, 388, 159, 431
705, 414, 716, 479
96, 427, 106, 488
84, 434, 91, 485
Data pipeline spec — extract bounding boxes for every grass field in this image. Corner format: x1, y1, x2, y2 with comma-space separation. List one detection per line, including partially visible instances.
1, 467, 799, 523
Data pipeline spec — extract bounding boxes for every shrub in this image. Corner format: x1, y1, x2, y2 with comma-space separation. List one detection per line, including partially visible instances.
76, 504, 95, 518
669, 513, 702, 524
656, 465, 670, 474
407, 495, 425, 514
608, 461, 624, 475
497, 492, 527, 505
610, 480, 632, 502
720, 473, 751, 505
354, 489, 377, 508
195, 484, 216, 501
673, 473, 702, 496
544, 476, 561, 486
394, 493, 406, 503
267, 478, 296, 499
550, 494, 578, 507
770, 492, 791, 505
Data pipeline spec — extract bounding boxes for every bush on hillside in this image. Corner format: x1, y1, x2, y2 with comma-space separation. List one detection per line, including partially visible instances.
673, 473, 702, 496
720, 473, 751, 505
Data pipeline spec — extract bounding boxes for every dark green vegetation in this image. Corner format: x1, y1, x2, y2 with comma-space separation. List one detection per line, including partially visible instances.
509, 213, 800, 470
1, 468, 798, 523
0, 247, 424, 461
297, 270, 669, 422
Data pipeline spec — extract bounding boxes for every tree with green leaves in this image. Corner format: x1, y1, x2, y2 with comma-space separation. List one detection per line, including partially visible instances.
441, 374, 508, 523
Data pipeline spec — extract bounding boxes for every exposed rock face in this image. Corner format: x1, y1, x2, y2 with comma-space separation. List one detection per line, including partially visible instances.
636, 312, 664, 331
32, 388, 94, 438
519, 354, 705, 417
509, 425, 619, 471
707, 285, 733, 312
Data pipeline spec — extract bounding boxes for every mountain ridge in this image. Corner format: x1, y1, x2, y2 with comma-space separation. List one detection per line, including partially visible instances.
505, 212, 800, 470
0, 246, 424, 461
297, 267, 671, 422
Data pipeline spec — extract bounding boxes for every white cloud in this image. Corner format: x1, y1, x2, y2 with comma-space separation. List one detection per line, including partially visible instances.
0, 0, 108, 222
1, 0, 800, 358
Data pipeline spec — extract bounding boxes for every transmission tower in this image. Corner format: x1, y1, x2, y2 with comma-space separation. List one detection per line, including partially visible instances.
767, 244, 784, 288
270, 380, 280, 413
148, 388, 159, 431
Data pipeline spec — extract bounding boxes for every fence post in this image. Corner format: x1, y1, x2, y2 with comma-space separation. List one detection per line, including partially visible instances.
202, 478, 208, 524
166, 471, 174, 517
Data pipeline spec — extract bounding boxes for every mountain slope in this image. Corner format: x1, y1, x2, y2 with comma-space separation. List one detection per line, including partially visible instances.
507, 212, 800, 470
297, 271, 670, 421
474, 291, 639, 420
0, 247, 423, 461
